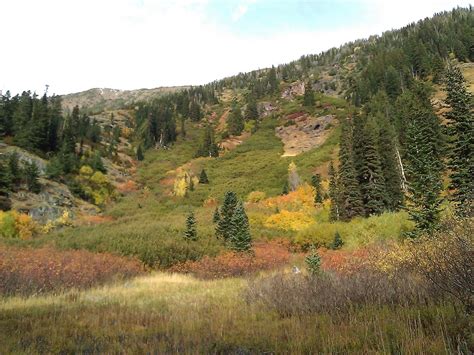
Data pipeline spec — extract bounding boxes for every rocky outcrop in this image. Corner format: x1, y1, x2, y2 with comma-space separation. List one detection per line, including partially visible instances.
12, 178, 98, 223
258, 102, 278, 117
276, 114, 335, 157
281, 82, 305, 100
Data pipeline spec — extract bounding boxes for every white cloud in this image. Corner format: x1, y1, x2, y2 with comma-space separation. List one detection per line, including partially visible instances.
0, 0, 470, 95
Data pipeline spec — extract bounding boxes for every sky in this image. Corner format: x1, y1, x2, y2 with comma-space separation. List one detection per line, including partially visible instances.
0, 0, 471, 95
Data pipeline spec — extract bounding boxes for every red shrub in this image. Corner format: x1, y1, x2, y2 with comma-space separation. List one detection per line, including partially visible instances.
170, 241, 291, 279
318, 247, 373, 274
0, 246, 144, 296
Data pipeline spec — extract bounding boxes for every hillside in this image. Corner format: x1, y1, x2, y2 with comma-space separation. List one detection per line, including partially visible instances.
61, 86, 189, 114
1, 6, 473, 354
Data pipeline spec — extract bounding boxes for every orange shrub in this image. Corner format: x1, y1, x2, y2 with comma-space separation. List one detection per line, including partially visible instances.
170, 241, 291, 279
0, 246, 144, 296
116, 180, 138, 193
318, 247, 373, 274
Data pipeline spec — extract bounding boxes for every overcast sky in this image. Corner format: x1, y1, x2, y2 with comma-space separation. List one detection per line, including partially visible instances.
0, 0, 470, 95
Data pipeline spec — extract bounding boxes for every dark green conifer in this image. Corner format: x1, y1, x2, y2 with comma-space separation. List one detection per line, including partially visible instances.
354, 116, 387, 216
136, 144, 144, 161
227, 99, 244, 136
331, 231, 344, 250
444, 64, 474, 216
199, 169, 209, 184
377, 115, 404, 210
303, 82, 315, 107
184, 211, 198, 241
311, 174, 323, 204
229, 201, 252, 252
328, 161, 340, 221
338, 120, 365, 220
404, 86, 444, 236
213, 207, 220, 224
216, 191, 238, 241
24, 160, 41, 193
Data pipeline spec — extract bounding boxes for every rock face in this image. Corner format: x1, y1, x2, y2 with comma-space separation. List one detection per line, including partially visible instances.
258, 102, 278, 117
0, 144, 48, 174
276, 114, 335, 157
281, 82, 305, 100
12, 178, 98, 223
0, 143, 99, 223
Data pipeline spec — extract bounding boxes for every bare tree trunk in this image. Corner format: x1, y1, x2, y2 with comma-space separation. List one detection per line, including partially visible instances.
396, 147, 407, 192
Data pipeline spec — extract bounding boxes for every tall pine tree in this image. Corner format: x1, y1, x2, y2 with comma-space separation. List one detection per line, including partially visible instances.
444, 64, 474, 216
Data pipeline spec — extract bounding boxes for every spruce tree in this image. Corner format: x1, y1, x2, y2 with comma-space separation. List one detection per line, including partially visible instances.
377, 115, 404, 210
331, 231, 344, 250
303, 82, 315, 107
136, 144, 144, 161
404, 86, 444, 236
189, 101, 201, 122
267, 66, 278, 94
213, 207, 220, 224
328, 161, 340, 221
444, 64, 474, 216
24, 160, 41, 193
0, 159, 11, 210
216, 191, 238, 241
245, 97, 259, 121
311, 174, 323, 204
180, 116, 186, 138
282, 181, 289, 195
199, 169, 209, 184
227, 99, 244, 136
196, 126, 219, 158
229, 201, 252, 252
338, 120, 365, 220
184, 211, 198, 241
305, 247, 321, 275
7, 152, 21, 187
354, 116, 387, 216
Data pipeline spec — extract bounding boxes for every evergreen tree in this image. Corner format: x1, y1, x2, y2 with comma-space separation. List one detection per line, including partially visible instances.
196, 126, 219, 157
311, 174, 323, 204
229, 201, 252, 252
444, 64, 474, 216
331, 231, 344, 250
328, 161, 340, 221
227, 99, 244, 136
404, 86, 444, 236
305, 247, 321, 275
216, 191, 238, 241
354, 115, 387, 216
89, 151, 106, 173
189, 101, 202, 122
282, 181, 289, 195
180, 116, 186, 138
199, 169, 209, 184
377, 115, 404, 210
0, 159, 12, 211
7, 152, 21, 187
24, 160, 41, 193
338, 120, 365, 220
303, 82, 315, 107
136, 144, 144, 161
267, 66, 278, 93
184, 211, 198, 241
245, 97, 259, 121
213, 207, 220, 224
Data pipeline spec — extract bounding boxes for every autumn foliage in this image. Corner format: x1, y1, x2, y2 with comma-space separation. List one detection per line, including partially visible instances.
0, 246, 144, 296
170, 241, 291, 279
